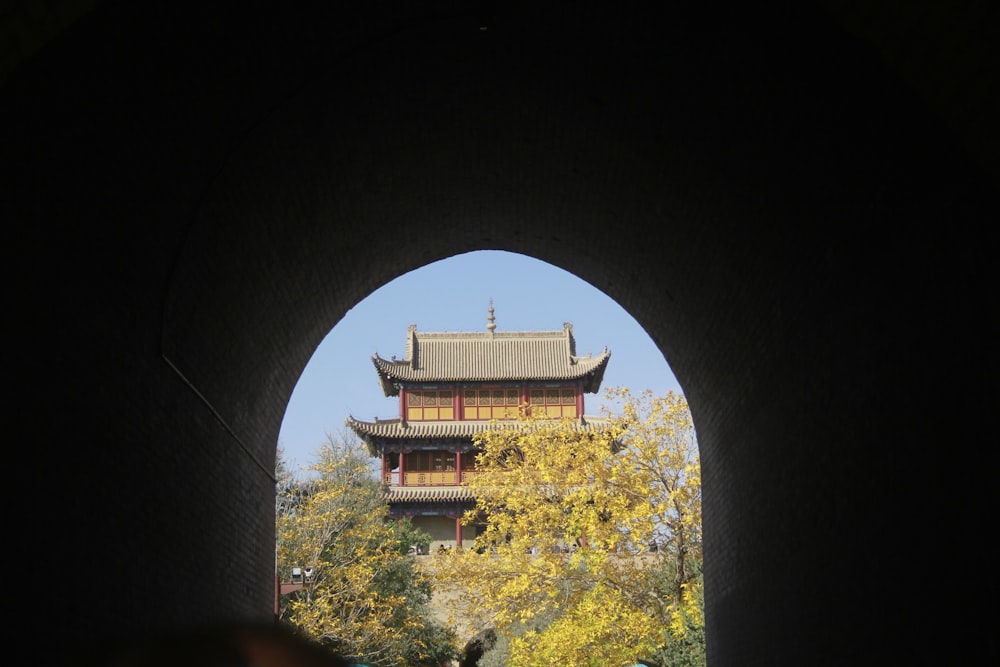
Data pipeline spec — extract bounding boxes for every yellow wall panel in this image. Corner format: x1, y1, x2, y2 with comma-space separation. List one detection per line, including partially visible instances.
441, 407, 454, 420
408, 407, 422, 420
424, 407, 439, 420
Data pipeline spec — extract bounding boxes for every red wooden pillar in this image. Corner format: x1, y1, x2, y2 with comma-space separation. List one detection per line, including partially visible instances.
455, 517, 462, 547
455, 450, 462, 484
398, 450, 405, 486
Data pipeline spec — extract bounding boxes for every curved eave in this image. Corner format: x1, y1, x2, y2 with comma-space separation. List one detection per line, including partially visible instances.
372, 354, 407, 397
370, 349, 612, 392
579, 350, 611, 393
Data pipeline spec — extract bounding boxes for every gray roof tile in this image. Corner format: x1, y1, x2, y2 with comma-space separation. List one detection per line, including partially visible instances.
347, 415, 613, 440
372, 323, 610, 395
346, 415, 615, 455
384, 486, 476, 503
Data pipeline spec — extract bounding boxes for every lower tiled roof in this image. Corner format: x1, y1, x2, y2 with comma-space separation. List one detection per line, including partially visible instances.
385, 485, 476, 503
348, 415, 613, 440
347, 415, 615, 456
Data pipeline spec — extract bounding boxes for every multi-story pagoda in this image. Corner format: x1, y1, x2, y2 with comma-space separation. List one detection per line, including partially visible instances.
345, 304, 612, 551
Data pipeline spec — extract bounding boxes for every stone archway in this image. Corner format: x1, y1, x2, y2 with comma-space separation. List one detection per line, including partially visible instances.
5, 3, 995, 665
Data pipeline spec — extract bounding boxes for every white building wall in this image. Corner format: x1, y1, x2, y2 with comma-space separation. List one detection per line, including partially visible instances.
412, 515, 476, 552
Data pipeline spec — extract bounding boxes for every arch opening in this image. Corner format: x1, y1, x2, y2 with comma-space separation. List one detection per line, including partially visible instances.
7, 4, 994, 665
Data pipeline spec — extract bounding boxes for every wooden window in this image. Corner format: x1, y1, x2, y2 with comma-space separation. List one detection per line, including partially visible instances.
401, 450, 459, 485
463, 450, 482, 472
463, 389, 520, 419
545, 389, 561, 417
407, 390, 454, 421
404, 451, 456, 471
463, 390, 479, 419
524, 387, 578, 418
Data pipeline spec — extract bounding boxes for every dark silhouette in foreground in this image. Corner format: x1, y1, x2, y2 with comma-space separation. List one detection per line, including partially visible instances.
76, 623, 357, 667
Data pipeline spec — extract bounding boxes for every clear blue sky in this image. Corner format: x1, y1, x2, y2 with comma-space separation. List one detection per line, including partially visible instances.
277, 250, 682, 474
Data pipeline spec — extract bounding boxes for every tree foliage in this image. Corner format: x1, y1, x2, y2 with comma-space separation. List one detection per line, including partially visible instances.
437, 388, 703, 667
275, 432, 458, 667
645, 561, 706, 667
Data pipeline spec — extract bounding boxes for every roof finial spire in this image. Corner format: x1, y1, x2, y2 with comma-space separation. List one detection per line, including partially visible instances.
487, 298, 496, 332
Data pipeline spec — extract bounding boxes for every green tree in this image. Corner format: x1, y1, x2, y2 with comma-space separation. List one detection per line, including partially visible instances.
603, 387, 702, 616
645, 561, 705, 667
276, 432, 458, 666
438, 389, 703, 667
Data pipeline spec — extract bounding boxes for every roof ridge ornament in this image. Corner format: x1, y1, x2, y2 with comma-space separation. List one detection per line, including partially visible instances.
487, 298, 496, 332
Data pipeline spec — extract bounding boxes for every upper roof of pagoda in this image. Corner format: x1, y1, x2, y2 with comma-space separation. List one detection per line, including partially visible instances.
370, 314, 611, 396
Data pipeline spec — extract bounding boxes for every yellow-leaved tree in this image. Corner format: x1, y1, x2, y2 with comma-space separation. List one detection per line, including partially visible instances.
434, 388, 702, 667
275, 433, 458, 667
